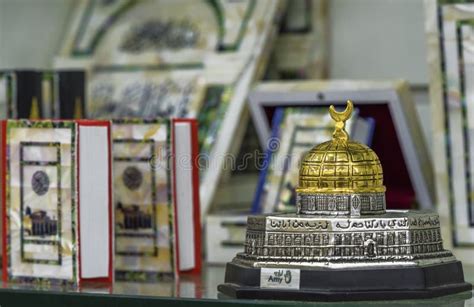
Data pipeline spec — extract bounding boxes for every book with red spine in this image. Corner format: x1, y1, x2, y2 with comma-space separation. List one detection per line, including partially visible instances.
112, 118, 201, 280
1, 119, 113, 285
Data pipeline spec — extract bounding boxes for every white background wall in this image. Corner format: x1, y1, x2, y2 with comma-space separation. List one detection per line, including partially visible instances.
327, 0, 431, 149
329, 0, 428, 85
1, 0, 429, 82
0, 0, 74, 69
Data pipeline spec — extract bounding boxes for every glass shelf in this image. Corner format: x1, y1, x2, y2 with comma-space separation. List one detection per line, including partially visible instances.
0, 265, 472, 306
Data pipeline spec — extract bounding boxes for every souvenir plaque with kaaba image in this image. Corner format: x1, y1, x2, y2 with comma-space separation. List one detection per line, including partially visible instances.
1, 119, 113, 285
112, 118, 201, 280
113, 119, 174, 281
218, 101, 472, 301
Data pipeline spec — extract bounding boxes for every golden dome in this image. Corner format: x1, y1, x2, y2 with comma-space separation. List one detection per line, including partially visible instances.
296, 100, 385, 195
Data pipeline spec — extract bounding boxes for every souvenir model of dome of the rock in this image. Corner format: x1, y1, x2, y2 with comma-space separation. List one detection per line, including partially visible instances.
218, 101, 472, 301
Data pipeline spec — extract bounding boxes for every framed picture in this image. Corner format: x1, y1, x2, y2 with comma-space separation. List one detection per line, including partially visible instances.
248, 80, 434, 211
425, 0, 474, 263
112, 120, 174, 279
56, 0, 285, 217
7, 123, 77, 282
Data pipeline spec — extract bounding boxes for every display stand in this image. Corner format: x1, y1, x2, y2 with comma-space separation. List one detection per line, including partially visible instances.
0, 266, 471, 306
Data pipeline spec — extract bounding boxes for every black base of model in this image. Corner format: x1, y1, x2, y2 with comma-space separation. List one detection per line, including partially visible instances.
218, 261, 472, 301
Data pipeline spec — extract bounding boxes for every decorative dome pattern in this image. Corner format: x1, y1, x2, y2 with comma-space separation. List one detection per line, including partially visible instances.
297, 140, 385, 194
295, 100, 386, 216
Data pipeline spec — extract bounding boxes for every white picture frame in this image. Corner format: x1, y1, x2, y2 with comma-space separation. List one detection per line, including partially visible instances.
248, 80, 434, 211
424, 0, 474, 263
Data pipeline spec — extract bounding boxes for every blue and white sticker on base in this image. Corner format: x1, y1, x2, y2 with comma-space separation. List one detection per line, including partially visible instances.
260, 268, 301, 289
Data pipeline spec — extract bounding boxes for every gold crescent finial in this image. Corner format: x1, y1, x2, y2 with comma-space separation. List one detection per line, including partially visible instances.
329, 100, 353, 143
329, 100, 353, 122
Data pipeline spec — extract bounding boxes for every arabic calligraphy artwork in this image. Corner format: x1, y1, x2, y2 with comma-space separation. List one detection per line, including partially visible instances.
119, 19, 200, 54
88, 70, 206, 119
58, 0, 284, 217
61, 0, 261, 63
